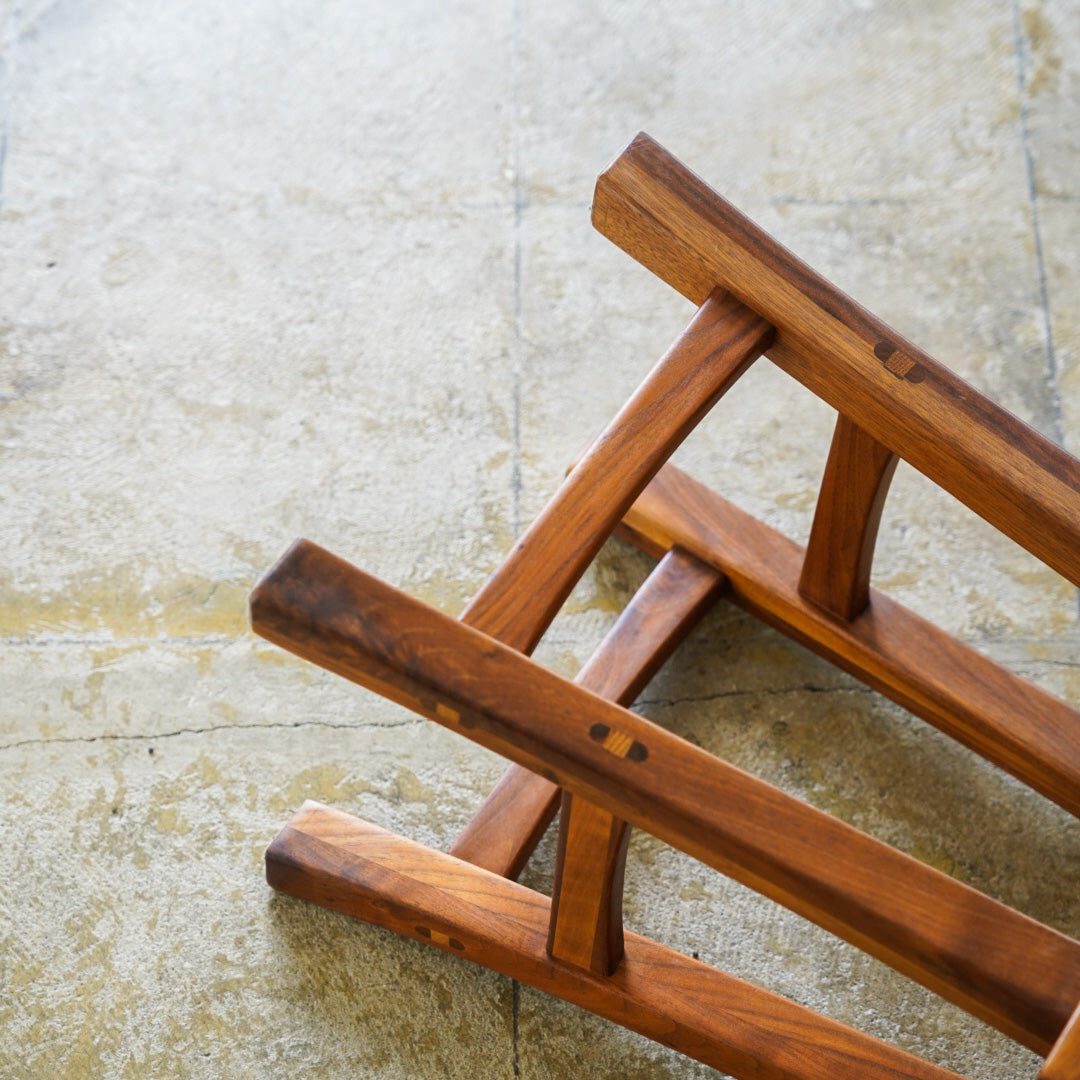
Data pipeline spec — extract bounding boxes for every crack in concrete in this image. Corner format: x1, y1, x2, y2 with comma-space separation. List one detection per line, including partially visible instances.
509, 0, 523, 541
0, 635, 239, 647
637, 684, 873, 709
0, 4, 18, 210
1011, 0, 1064, 450
0, 716, 425, 752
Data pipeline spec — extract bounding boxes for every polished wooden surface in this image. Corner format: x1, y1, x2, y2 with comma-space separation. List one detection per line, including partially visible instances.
250, 539, 1080, 1053
252, 136, 1080, 1077
457, 286, 770, 655
546, 547, 724, 974
593, 132, 1080, 589
798, 413, 899, 620
1041, 1001, 1080, 1080
449, 548, 723, 885
618, 463, 1080, 820
267, 801, 964, 1080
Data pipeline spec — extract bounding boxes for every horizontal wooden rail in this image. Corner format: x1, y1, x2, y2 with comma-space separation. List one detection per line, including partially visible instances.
615, 462, 1080, 820
592, 132, 1080, 588
251, 539, 1080, 1054
267, 801, 964, 1080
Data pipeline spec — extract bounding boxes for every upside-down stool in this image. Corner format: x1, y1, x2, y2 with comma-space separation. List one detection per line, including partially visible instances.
250, 134, 1080, 1080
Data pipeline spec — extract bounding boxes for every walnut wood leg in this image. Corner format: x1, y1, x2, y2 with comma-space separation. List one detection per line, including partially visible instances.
459, 287, 770, 656
446, 548, 723, 884
545, 548, 724, 973
798, 413, 898, 620
266, 801, 963, 1080
1041, 1001, 1080, 1080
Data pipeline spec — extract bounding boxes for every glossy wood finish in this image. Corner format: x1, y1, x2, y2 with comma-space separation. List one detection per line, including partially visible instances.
451, 550, 724, 883
250, 538, 1080, 1054
1041, 1002, 1080, 1080
799, 413, 899, 620
618, 463, 1080, 819
449, 288, 769, 876
267, 800, 964, 1080
442, 548, 721, 885
457, 286, 770, 656
547, 547, 724, 974
593, 132, 1080, 589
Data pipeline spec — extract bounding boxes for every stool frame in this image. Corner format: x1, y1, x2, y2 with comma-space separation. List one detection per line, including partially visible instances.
251, 133, 1080, 1080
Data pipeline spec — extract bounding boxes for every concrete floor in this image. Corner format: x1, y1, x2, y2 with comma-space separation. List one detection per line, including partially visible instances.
2, 1, 1079, 1076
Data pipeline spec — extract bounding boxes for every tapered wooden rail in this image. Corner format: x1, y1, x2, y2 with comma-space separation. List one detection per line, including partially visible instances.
252, 134, 1080, 1078
250, 539, 1080, 1055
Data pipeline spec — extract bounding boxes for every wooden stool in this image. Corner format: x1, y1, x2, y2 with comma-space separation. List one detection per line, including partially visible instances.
250, 133, 1080, 1080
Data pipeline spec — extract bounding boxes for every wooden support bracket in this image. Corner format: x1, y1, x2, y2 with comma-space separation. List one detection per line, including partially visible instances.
250, 134, 1080, 1078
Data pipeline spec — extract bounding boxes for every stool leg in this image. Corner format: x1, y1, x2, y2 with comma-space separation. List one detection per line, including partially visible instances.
545, 548, 724, 974
798, 413, 898, 621
448, 547, 723, 883
1041, 1001, 1080, 1080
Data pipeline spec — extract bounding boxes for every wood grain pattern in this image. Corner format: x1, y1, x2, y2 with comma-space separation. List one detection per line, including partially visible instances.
450, 549, 723, 882
1041, 1001, 1080, 1080
250, 538, 1080, 1053
457, 285, 770, 655
798, 413, 899, 620
547, 791, 632, 973
267, 800, 964, 1080
546, 547, 724, 973
449, 289, 769, 875
592, 132, 1080, 588
617, 462, 1080, 820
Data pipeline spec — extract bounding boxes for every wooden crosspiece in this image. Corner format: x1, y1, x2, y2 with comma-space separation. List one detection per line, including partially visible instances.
250, 133, 1080, 1080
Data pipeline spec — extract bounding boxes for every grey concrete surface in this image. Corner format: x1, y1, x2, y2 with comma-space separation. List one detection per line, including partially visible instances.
1, 1, 1078, 1077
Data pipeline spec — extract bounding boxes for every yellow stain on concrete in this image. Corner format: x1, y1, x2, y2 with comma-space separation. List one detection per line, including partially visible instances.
0, 568, 250, 639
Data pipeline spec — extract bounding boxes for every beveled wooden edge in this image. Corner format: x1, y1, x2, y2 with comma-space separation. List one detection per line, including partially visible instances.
451, 546, 725, 881
617, 461, 1080, 821
592, 131, 1080, 588
266, 800, 965, 1080
249, 538, 1080, 1053
1041, 1000, 1080, 1080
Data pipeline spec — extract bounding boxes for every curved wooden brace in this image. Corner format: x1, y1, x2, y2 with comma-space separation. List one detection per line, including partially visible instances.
546, 547, 724, 975
798, 413, 899, 621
